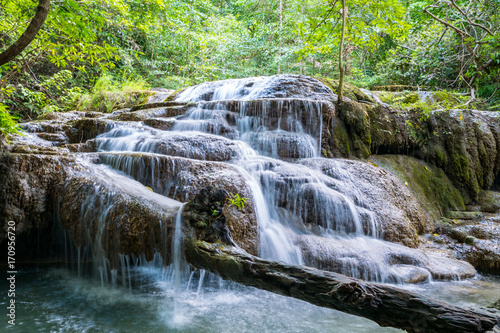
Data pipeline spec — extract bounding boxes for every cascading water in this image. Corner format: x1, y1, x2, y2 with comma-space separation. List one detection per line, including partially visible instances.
6, 75, 500, 333
174, 76, 376, 267
87, 75, 456, 283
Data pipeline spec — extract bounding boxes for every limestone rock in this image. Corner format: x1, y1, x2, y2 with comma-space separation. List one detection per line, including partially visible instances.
0, 153, 74, 261
446, 211, 483, 220
478, 191, 500, 213
295, 234, 475, 283
57, 162, 181, 266
175, 75, 336, 102
98, 153, 259, 254
301, 158, 432, 247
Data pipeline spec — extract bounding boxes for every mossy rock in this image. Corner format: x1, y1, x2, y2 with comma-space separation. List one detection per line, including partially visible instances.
373, 91, 396, 104
371, 85, 423, 92
372, 91, 424, 106
315, 77, 375, 103
165, 87, 189, 101
370, 155, 466, 220
478, 191, 500, 213
432, 91, 462, 106
392, 92, 420, 104
487, 299, 500, 310
445, 211, 483, 220
370, 90, 465, 110
130, 101, 189, 112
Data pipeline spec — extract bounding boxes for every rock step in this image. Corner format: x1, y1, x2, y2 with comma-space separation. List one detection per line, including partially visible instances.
130, 100, 192, 112
446, 211, 484, 220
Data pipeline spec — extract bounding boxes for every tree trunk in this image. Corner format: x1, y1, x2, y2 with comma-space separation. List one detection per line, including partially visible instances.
337, 0, 346, 103
0, 0, 51, 66
185, 240, 498, 333
278, 0, 283, 74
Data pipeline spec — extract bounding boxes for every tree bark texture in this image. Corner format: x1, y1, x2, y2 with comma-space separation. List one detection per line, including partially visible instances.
0, 0, 51, 66
185, 240, 498, 333
337, 0, 346, 103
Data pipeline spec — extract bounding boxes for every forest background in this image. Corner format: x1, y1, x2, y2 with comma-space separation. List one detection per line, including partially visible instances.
0, 0, 499, 136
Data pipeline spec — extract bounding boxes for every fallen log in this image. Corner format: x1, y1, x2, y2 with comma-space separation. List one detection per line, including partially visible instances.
181, 187, 498, 333
185, 240, 498, 333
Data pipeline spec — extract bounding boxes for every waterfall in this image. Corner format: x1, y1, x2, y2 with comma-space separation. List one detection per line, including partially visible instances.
85, 75, 396, 280
172, 204, 186, 293
170, 77, 374, 266
11, 75, 497, 332
64, 75, 473, 285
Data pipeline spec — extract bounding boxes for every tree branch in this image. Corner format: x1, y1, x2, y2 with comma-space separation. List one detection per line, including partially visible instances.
185, 241, 499, 333
423, 5, 472, 40
0, 0, 51, 66
450, 0, 494, 36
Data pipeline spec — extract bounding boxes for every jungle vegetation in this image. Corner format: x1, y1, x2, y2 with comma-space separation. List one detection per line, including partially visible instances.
0, 0, 499, 135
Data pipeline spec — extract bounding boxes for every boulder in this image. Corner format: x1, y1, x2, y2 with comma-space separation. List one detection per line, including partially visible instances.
295, 234, 475, 283
57, 162, 181, 267
437, 215, 500, 274
0, 153, 75, 262
98, 152, 259, 254
478, 191, 500, 213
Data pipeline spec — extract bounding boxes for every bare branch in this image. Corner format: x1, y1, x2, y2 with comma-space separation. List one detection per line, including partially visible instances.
423, 4, 472, 39
450, 0, 494, 36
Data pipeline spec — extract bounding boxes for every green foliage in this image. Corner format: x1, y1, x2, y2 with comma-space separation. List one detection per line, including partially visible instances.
3, 70, 84, 118
299, 0, 409, 53
379, 90, 481, 113
0, 104, 22, 138
1, 0, 498, 120
227, 193, 249, 211
296, 0, 409, 82
374, 0, 500, 104
76, 73, 150, 112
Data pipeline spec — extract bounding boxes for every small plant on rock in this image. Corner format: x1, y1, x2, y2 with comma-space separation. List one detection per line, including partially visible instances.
227, 193, 249, 211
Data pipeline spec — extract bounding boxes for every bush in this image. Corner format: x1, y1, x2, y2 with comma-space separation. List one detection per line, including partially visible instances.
0, 104, 22, 139
76, 73, 151, 112
4, 70, 85, 119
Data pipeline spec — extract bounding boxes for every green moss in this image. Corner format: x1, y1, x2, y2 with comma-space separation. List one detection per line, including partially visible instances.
166, 87, 188, 101
339, 128, 350, 155
337, 101, 373, 157
435, 149, 445, 167
393, 92, 420, 104
372, 90, 467, 113
478, 141, 487, 160
452, 153, 470, 182
330, 121, 350, 156
371, 85, 421, 92
315, 77, 374, 103
375, 91, 395, 104
432, 91, 461, 107
371, 155, 465, 219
